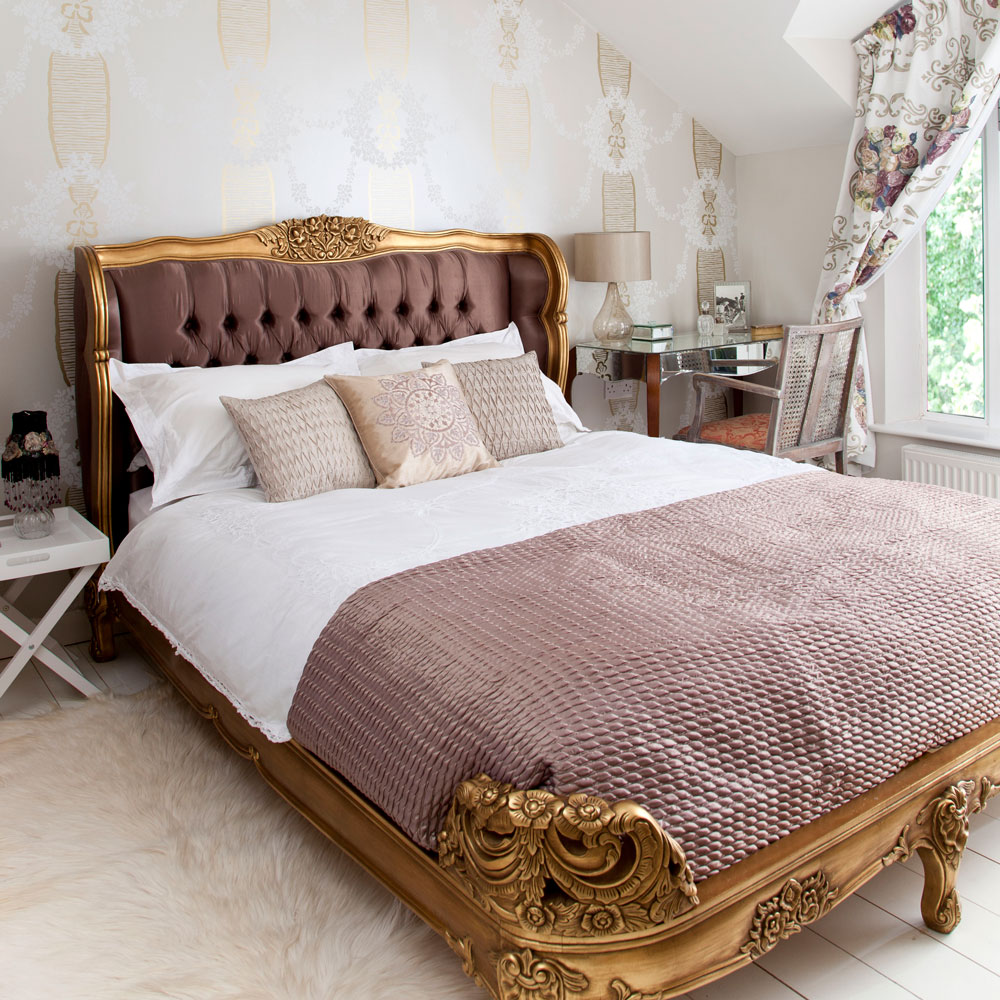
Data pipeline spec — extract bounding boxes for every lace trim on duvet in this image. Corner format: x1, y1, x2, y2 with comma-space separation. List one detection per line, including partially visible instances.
98, 574, 292, 743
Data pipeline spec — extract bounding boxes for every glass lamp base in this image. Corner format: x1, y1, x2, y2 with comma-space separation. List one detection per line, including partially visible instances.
13, 507, 55, 539
592, 282, 635, 343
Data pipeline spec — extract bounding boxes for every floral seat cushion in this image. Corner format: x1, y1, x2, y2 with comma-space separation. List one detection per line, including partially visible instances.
678, 412, 770, 451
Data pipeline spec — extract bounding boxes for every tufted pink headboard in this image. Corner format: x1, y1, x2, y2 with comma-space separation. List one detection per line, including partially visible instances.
74, 217, 568, 550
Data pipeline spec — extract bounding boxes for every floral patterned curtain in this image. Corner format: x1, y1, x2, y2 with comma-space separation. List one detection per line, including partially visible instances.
814, 0, 1000, 467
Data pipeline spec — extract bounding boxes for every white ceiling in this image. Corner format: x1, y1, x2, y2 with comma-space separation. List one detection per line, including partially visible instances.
562, 0, 892, 156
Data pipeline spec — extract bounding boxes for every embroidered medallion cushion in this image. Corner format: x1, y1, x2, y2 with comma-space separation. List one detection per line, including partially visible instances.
325, 362, 498, 488
221, 380, 375, 502
422, 352, 562, 461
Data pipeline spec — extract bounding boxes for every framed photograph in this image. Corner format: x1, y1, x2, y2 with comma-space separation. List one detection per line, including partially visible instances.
713, 281, 751, 332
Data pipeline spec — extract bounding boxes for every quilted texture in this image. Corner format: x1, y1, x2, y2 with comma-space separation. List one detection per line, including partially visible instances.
423, 352, 562, 461
679, 411, 771, 450
325, 362, 497, 489
288, 474, 1000, 880
221, 380, 375, 502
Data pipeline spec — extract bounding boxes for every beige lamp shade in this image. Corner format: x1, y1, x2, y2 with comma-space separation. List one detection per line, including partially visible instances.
574, 231, 651, 282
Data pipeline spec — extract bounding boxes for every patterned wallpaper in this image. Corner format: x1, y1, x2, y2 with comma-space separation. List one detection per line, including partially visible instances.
0, 0, 739, 499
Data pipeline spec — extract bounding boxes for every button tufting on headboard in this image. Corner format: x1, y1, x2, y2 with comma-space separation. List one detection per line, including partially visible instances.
77, 233, 565, 554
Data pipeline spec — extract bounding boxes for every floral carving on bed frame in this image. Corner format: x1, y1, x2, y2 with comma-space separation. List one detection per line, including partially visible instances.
256, 214, 390, 262
740, 870, 839, 960
438, 773, 698, 939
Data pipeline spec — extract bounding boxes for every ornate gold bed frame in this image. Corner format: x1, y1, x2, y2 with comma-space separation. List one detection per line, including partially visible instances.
76, 218, 1000, 1000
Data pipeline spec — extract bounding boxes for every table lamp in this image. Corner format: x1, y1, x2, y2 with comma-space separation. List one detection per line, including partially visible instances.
574, 231, 651, 343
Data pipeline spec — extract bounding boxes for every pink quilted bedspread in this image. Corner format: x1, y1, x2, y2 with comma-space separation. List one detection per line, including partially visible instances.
287, 473, 1000, 880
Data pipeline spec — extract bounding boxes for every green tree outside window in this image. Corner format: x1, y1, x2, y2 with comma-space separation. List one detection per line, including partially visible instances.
926, 136, 985, 418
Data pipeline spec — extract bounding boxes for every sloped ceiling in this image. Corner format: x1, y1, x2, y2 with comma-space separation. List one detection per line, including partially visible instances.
562, 0, 892, 156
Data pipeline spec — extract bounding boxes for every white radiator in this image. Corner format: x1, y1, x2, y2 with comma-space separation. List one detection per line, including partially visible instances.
902, 444, 1000, 498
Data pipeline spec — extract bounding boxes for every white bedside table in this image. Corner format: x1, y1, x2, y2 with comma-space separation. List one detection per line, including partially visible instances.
0, 507, 110, 703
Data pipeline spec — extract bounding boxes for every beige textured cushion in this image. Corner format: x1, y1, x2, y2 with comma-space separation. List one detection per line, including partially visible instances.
221, 380, 375, 502
422, 351, 562, 461
325, 362, 498, 489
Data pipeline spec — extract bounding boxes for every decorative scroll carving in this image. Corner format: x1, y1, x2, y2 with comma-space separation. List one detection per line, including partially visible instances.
918, 779, 976, 865
609, 979, 671, 1000
495, 948, 588, 1000
882, 776, 999, 934
438, 774, 698, 938
882, 825, 913, 866
256, 215, 390, 262
741, 871, 839, 959
445, 933, 485, 989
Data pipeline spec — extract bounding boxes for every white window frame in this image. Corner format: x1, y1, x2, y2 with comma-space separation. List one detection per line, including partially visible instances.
924, 110, 994, 427
871, 103, 1000, 452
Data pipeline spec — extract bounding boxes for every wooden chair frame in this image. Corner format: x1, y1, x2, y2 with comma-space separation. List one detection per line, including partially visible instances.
683, 319, 863, 473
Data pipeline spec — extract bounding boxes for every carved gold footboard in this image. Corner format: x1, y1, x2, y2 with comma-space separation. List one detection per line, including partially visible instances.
115, 598, 1000, 1000
433, 761, 1000, 1000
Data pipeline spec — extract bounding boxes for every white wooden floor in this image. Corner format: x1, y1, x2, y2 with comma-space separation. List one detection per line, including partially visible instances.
2, 644, 999, 1000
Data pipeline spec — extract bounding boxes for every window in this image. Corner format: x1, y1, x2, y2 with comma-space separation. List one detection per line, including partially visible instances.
924, 107, 999, 429
925, 135, 984, 417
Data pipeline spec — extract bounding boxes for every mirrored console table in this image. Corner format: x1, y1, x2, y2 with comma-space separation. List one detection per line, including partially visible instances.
568, 329, 784, 438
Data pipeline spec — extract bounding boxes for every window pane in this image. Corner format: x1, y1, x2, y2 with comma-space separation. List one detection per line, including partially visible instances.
926, 136, 985, 418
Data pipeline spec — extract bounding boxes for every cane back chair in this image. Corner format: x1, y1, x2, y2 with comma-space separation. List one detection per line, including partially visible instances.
676, 318, 864, 474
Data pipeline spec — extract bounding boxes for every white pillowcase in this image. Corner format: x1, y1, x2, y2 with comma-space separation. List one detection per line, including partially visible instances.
109, 342, 360, 506
539, 373, 587, 442
353, 322, 524, 375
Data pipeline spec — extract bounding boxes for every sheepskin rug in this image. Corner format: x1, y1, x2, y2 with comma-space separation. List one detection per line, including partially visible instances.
0, 685, 479, 999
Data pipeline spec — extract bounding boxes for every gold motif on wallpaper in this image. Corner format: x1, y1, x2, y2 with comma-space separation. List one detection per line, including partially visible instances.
219, 0, 274, 234
256, 215, 391, 261
597, 35, 635, 233
693, 121, 727, 306
50, 0, 110, 389
497, 0, 524, 76
438, 774, 698, 939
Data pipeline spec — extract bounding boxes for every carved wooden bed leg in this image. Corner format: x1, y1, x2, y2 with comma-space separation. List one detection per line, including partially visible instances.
84, 576, 117, 662
907, 777, 999, 934
916, 843, 962, 932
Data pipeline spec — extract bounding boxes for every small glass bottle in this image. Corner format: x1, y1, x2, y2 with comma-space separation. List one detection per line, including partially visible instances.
696, 300, 715, 336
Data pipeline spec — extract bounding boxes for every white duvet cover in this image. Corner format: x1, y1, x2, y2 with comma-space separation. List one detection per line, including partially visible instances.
101, 431, 817, 742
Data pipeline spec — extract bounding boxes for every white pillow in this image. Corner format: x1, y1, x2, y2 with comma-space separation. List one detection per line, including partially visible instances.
540, 373, 587, 442
116, 345, 359, 474
353, 322, 524, 375
109, 342, 360, 506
